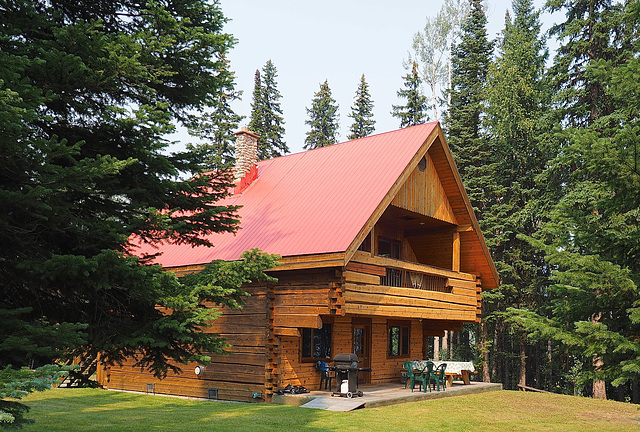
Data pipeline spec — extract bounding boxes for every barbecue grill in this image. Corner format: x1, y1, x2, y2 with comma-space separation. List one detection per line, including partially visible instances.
330, 353, 372, 398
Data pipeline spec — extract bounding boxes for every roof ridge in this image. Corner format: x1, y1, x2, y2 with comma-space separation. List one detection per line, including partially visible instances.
258, 122, 440, 163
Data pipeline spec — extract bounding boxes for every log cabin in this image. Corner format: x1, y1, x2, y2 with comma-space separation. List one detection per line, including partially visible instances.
96, 122, 499, 402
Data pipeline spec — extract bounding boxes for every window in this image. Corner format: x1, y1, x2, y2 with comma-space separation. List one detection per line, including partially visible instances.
301, 324, 332, 360
378, 237, 401, 259
388, 321, 410, 357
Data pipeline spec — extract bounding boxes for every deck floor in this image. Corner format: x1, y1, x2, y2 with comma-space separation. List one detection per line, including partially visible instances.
271, 380, 503, 411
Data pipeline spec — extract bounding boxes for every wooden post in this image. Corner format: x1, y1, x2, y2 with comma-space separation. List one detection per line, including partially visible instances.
452, 232, 460, 272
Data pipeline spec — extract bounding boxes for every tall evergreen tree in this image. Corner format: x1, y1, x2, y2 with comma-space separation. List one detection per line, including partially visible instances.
547, 0, 625, 126
0, 0, 278, 424
304, 80, 340, 149
248, 60, 288, 160
444, 0, 493, 212
249, 69, 266, 149
515, 0, 638, 400
187, 56, 244, 170
347, 74, 376, 139
482, 0, 553, 390
391, 62, 429, 127
259, 60, 288, 159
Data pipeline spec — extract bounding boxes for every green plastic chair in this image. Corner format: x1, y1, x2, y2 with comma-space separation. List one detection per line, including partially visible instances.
402, 361, 422, 392
414, 361, 434, 393
430, 363, 447, 391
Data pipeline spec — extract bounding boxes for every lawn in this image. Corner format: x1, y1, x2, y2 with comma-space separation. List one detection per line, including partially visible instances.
21, 387, 640, 432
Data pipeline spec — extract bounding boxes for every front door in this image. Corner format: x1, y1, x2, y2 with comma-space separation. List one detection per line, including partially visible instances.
352, 318, 372, 384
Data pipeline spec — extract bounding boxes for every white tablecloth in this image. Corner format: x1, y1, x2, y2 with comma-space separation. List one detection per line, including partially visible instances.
412, 360, 475, 374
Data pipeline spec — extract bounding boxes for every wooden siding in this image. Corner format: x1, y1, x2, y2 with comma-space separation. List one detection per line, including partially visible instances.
391, 152, 457, 224
102, 283, 269, 402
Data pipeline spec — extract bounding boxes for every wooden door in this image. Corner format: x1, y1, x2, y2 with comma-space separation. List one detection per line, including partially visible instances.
352, 318, 372, 384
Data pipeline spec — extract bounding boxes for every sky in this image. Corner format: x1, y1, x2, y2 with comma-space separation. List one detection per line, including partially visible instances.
170, 0, 561, 155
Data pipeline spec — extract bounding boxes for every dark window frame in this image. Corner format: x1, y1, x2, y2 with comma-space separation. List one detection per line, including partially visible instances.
301, 324, 332, 362
387, 320, 411, 358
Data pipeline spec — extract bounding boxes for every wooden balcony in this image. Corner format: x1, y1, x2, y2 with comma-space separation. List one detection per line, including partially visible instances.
343, 251, 481, 322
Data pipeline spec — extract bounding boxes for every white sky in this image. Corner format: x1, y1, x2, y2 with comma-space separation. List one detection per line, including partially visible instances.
171, 0, 560, 155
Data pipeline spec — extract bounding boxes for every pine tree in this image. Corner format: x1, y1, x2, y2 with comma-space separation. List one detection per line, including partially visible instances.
248, 60, 288, 160
187, 56, 244, 170
304, 80, 340, 149
347, 74, 376, 139
391, 62, 429, 127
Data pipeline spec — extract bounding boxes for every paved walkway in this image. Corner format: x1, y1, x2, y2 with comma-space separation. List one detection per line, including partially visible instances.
272, 381, 503, 412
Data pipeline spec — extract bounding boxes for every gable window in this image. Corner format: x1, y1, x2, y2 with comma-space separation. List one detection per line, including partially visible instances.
378, 237, 401, 259
301, 324, 332, 360
388, 321, 410, 357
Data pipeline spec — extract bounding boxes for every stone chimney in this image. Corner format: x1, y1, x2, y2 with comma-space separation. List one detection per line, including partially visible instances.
233, 127, 259, 192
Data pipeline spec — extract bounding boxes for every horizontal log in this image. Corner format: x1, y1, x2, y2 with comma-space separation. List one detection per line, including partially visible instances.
275, 293, 329, 307
342, 303, 477, 321
343, 290, 476, 311
274, 327, 301, 337
344, 261, 387, 277
274, 305, 331, 315
344, 283, 477, 306
343, 270, 381, 285
273, 314, 322, 329
446, 278, 478, 290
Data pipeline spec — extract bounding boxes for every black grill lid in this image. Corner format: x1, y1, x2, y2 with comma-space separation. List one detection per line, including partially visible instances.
333, 353, 359, 364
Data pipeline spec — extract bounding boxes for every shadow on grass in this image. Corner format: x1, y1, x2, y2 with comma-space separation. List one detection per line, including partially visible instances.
26, 388, 339, 432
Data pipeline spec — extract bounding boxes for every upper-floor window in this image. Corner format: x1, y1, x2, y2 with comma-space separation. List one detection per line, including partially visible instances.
378, 237, 401, 259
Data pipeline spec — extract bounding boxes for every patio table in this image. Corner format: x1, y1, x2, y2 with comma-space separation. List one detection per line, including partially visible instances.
412, 360, 476, 386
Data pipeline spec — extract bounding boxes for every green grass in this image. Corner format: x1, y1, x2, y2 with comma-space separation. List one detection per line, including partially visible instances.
20, 387, 640, 432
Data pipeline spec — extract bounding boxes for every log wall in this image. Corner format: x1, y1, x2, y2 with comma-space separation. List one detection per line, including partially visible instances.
102, 283, 269, 402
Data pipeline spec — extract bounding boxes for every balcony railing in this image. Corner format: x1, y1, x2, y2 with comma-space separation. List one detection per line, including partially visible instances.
381, 268, 450, 293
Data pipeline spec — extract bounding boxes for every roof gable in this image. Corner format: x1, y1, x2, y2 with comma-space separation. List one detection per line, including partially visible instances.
137, 123, 439, 267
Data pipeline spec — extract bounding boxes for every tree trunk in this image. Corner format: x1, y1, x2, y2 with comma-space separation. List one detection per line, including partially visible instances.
592, 354, 607, 400
591, 313, 607, 400
518, 335, 527, 388
632, 379, 639, 404
481, 320, 490, 382
547, 340, 553, 392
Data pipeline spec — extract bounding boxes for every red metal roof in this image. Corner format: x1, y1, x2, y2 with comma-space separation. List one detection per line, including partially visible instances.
136, 123, 438, 267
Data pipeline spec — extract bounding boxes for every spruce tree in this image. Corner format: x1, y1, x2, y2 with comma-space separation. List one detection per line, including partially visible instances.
249, 69, 266, 147
304, 80, 340, 149
258, 60, 288, 159
444, 0, 493, 212
483, 0, 553, 390
347, 74, 376, 139
248, 60, 288, 160
515, 0, 638, 400
0, 0, 278, 424
391, 62, 429, 127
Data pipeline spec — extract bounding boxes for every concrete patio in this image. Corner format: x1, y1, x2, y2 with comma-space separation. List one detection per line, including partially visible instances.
271, 380, 503, 411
